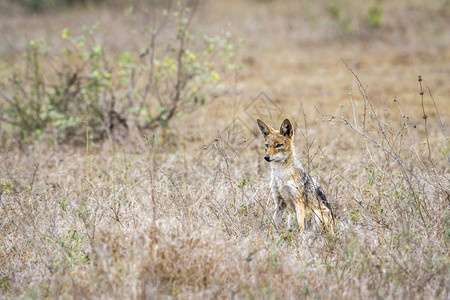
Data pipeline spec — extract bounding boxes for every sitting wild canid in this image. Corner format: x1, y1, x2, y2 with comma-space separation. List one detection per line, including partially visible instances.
256, 118, 334, 233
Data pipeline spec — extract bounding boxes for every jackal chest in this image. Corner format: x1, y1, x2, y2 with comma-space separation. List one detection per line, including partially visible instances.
270, 169, 301, 205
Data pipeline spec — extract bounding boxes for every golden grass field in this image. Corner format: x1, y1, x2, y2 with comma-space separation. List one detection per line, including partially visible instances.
0, 0, 449, 298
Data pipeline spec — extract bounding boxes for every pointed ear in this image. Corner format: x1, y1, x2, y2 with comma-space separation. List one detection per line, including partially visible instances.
256, 119, 274, 136
280, 119, 293, 137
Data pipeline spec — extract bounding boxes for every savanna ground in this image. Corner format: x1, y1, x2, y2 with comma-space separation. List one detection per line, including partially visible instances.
0, 0, 449, 298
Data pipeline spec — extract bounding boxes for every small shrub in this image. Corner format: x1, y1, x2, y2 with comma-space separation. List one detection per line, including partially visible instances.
0, 37, 108, 143
366, 4, 383, 27
0, 1, 240, 145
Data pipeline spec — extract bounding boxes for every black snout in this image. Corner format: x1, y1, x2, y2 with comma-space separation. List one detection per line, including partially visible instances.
264, 155, 271, 162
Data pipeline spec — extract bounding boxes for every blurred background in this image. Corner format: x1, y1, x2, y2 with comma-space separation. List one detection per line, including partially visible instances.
1, 1, 449, 136
1, 1, 449, 144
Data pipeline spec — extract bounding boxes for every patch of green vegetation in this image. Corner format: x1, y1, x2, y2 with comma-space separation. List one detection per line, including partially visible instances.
237, 178, 250, 188
0, 2, 241, 145
366, 4, 383, 27
0, 182, 15, 194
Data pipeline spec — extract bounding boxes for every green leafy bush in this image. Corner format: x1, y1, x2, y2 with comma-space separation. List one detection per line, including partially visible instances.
0, 37, 108, 143
366, 4, 383, 27
0, 2, 240, 145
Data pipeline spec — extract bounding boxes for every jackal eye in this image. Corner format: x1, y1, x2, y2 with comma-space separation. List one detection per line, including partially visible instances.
264, 143, 268, 149
275, 143, 283, 148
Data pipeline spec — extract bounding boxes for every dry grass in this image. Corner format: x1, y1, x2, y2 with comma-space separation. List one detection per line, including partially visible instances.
1, 0, 449, 298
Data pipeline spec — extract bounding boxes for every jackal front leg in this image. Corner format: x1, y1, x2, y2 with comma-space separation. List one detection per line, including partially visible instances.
315, 207, 334, 233
273, 196, 286, 230
294, 198, 305, 233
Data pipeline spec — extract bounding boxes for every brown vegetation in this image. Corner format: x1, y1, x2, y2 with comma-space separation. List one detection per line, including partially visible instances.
0, 0, 449, 298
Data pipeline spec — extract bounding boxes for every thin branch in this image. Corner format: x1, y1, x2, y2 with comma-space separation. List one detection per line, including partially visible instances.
418, 75, 432, 161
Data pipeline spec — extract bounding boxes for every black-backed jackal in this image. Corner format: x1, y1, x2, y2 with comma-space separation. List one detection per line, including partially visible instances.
257, 118, 334, 233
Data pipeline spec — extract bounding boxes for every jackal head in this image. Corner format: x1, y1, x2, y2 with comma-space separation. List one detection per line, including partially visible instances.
256, 118, 294, 163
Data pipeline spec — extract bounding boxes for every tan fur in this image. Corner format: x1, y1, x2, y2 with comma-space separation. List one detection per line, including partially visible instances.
257, 118, 334, 233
